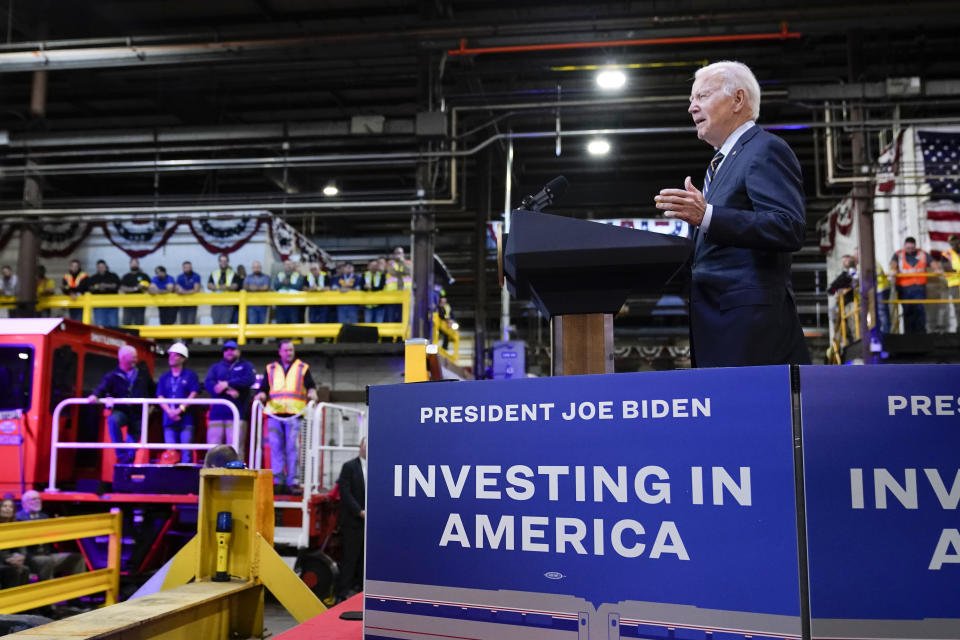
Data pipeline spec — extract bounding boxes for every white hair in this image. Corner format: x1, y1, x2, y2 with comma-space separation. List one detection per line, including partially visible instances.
695, 61, 761, 121
118, 345, 137, 359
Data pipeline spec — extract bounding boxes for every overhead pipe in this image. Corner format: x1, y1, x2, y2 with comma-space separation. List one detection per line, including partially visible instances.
447, 23, 801, 56
7, 116, 960, 177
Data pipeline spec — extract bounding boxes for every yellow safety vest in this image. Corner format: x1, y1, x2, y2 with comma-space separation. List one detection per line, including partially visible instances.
947, 249, 960, 288
266, 359, 309, 414
211, 268, 235, 288
384, 272, 399, 291
364, 271, 383, 307
876, 265, 891, 291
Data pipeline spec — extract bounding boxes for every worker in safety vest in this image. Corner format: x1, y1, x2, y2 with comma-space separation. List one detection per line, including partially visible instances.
362, 258, 385, 323
61, 259, 88, 321
943, 234, 960, 332
889, 236, 929, 334
208, 253, 239, 327
385, 248, 410, 322
255, 340, 318, 494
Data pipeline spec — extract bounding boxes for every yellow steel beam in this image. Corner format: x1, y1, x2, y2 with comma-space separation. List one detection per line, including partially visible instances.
161, 535, 198, 590
36, 290, 410, 309
0, 512, 120, 550
0, 569, 117, 614
8, 581, 262, 640
256, 534, 325, 623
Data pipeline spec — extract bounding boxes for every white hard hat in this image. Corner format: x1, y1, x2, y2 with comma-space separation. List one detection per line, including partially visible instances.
168, 342, 189, 358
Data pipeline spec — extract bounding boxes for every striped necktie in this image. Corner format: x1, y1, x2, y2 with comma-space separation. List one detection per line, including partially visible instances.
703, 150, 725, 197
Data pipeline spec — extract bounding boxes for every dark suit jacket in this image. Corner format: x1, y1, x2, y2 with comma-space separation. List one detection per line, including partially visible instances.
338, 457, 365, 531
691, 124, 811, 368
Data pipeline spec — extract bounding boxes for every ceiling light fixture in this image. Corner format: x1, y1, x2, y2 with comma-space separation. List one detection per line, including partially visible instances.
587, 139, 611, 156
322, 184, 339, 196
596, 69, 626, 89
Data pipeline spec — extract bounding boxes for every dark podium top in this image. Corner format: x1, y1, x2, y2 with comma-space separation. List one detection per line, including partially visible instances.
503, 210, 692, 318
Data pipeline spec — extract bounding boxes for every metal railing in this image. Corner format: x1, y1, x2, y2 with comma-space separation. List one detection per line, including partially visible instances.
249, 400, 364, 548
0, 511, 122, 613
48, 397, 241, 492
431, 312, 461, 362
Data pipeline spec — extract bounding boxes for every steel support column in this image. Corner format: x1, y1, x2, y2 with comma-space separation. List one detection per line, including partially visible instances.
411, 210, 436, 339
16, 68, 47, 317
474, 151, 491, 377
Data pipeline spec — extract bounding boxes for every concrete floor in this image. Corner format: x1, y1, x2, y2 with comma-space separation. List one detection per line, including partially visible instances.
263, 600, 299, 637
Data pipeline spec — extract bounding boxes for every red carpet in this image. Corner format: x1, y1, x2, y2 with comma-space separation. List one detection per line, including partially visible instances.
275, 592, 364, 640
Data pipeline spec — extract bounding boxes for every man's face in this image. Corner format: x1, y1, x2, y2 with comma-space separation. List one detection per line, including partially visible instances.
70, 261, 80, 273
344, 264, 354, 275
130, 259, 140, 272
252, 261, 262, 275
0, 500, 13, 519
222, 346, 239, 363
904, 241, 917, 254
156, 268, 166, 278
393, 248, 404, 260
22, 491, 42, 514
359, 438, 367, 460
118, 349, 136, 371
378, 258, 387, 270
97, 262, 107, 275
183, 263, 193, 274
369, 261, 378, 272
168, 352, 185, 368
950, 237, 960, 252
219, 255, 229, 269
1, 267, 10, 278
688, 71, 745, 148
279, 342, 295, 364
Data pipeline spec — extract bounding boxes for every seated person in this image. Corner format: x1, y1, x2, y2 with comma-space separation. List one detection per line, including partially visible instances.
15, 491, 86, 581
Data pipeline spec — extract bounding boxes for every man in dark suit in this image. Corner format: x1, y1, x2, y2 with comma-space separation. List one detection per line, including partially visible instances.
655, 60, 810, 367
336, 436, 366, 602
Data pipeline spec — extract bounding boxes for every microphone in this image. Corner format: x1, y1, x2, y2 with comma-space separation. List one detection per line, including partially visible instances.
520, 175, 568, 211
213, 511, 232, 582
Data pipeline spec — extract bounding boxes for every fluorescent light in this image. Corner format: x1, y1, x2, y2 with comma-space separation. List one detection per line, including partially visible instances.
18, 352, 28, 360
596, 70, 626, 89
322, 184, 339, 196
587, 139, 611, 156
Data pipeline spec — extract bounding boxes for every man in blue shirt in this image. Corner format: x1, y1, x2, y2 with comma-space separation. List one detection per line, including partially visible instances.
204, 340, 256, 458
333, 262, 362, 324
243, 260, 272, 328
149, 265, 179, 325
157, 342, 202, 463
87, 345, 156, 465
176, 261, 202, 326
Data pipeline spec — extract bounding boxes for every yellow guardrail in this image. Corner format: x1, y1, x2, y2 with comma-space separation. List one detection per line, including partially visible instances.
0, 511, 122, 613
1, 290, 465, 356
432, 312, 461, 362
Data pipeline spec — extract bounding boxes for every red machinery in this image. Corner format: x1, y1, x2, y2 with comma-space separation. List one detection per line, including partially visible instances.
0, 318, 156, 495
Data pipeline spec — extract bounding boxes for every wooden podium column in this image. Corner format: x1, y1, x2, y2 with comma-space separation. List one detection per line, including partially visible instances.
551, 314, 613, 376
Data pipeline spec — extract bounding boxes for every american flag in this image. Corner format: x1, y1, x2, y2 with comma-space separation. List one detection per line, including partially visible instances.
917, 131, 960, 253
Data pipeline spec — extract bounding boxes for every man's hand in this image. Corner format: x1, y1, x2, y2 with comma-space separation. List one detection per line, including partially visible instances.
307, 389, 319, 403
226, 388, 239, 399
87, 394, 98, 403
656, 176, 707, 227
359, 510, 365, 519
255, 392, 267, 405
214, 380, 229, 394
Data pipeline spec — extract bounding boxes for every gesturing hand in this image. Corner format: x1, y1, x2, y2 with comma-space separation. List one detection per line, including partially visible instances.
655, 176, 707, 227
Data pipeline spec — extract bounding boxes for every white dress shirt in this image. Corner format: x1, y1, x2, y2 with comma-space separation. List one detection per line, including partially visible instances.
699, 120, 756, 234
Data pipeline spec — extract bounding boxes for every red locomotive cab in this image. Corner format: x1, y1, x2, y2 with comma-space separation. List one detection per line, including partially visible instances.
0, 318, 156, 495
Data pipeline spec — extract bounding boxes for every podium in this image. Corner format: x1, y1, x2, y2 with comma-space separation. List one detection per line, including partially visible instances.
502, 210, 691, 375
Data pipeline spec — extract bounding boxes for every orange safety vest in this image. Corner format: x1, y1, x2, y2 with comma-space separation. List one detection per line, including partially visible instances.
947, 249, 960, 288
63, 271, 88, 290
895, 249, 928, 287
266, 359, 309, 415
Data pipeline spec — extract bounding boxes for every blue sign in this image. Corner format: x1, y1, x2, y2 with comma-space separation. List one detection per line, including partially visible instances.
800, 365, 960, 639
366, 367, 803, 640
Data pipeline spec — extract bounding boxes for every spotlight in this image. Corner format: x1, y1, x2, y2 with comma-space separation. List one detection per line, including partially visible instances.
587, 139, 611, 156
322, 184, 339, 197
596, 70, 626, 89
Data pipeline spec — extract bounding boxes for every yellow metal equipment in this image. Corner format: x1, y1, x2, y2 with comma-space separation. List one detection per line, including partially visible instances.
0, 511, 122, 614
9, 469, 325, 639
